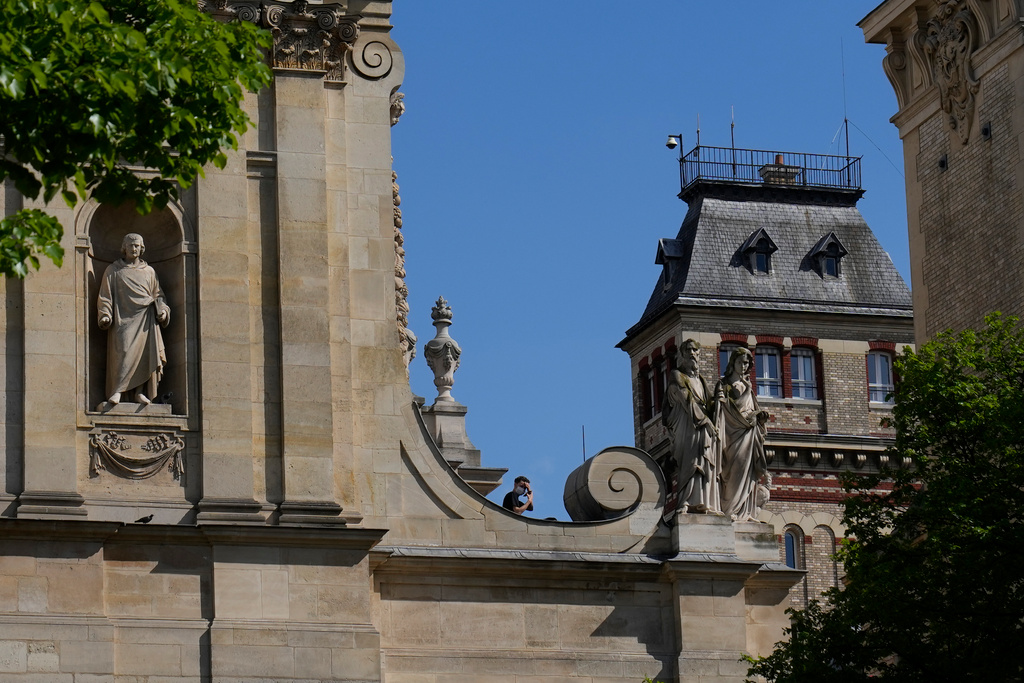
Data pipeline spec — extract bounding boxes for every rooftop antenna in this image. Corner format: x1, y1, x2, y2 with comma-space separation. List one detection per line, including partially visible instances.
731, 106, 737, 176
696, 113, 701, 148
581, 425, 586, 463
841, 37, 851, 183
731, 106, 736, 148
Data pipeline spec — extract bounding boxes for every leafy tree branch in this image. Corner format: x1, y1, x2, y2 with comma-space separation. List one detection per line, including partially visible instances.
0, 0, 272, 276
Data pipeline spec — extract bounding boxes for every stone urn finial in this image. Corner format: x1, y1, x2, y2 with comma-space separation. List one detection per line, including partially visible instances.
424, 296, 461, 402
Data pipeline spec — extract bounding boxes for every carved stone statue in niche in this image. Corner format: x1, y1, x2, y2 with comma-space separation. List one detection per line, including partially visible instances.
97, 233, 170, 406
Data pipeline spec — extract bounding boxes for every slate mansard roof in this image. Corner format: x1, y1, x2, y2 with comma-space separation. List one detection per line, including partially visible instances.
624, 192, 912, 340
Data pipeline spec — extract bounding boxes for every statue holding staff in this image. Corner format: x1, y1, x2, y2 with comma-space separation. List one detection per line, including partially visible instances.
662, 339, 721, 514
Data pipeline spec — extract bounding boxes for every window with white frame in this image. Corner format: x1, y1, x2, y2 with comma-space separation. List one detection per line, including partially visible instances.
867, 351, 894, 403
755, 346, 782, 398
718, 344, 738, 379
790, 348, 818, 399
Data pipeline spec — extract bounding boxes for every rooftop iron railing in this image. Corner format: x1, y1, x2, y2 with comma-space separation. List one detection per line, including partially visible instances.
678, 145, 862, 194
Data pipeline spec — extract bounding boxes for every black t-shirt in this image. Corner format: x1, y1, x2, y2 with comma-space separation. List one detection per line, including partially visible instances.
502, 490, 533, 513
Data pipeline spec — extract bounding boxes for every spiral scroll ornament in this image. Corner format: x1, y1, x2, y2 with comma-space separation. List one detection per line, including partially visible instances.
351, 40, 393, 80
563, 447, 665, 522
265, 4, 284, 26
315, 9, 336, 30
234, 4, 260, 24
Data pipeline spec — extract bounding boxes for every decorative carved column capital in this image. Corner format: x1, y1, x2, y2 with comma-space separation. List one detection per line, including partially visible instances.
424, 297, 461, 402
200, 0, 361, 83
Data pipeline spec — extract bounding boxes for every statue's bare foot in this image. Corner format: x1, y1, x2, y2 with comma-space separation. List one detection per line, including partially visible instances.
108, 392, 121, 405
137, 393, 151, 405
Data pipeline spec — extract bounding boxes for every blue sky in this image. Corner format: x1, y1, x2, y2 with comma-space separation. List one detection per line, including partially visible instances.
390, 2, 909, 520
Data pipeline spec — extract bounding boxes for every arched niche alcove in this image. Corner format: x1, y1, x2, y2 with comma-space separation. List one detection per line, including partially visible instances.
80, 201, 196, 418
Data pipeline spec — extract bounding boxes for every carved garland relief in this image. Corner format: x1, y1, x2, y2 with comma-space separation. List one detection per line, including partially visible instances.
90, 431, 186, 480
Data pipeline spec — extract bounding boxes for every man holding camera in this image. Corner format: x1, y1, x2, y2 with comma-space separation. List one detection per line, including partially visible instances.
502, 475, 533, 515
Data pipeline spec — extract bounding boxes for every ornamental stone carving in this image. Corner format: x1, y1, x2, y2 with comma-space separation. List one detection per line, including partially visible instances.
882, 29, 911, 110
200, 0, 360, 83
393, 167, 416, 367
351, 38, 394, 80
423, 297, 461, 401
90, 431, 185, 480
563, 446, 665, 523
924, 0, 980, 144
390, 91, 405, 127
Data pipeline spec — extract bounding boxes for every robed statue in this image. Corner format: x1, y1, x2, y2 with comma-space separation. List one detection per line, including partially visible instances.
97, 233, 170, 406
662, 340, 721, 515
716, 347, 770, 521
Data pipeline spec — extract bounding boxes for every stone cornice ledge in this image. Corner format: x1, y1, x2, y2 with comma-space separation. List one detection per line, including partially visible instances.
198, 524, 387, 548
373, 546, 667, 580
373, 546, 794, 585
0, 519, 387, 550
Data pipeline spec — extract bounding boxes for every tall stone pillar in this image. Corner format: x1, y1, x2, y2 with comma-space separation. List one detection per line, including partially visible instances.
275, 72, 346, 525
17, 199, 84, 518
196, 147, 265, 524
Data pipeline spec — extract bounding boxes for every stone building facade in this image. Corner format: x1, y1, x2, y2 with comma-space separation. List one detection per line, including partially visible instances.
618, 146, 915, 607
0, 2, 802, 682
861, 0, 1024, 340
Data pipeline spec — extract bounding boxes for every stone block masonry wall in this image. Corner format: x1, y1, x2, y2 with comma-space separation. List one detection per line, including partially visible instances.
916, 63, 1023, 337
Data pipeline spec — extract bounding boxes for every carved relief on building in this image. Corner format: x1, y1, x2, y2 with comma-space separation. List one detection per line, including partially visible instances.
923, 0, 980, 144
200, 0, 360, 83
393, 165, 416, 367
390, 91, 406, 127
90, 430, 186, 481
883, 29, 911, 110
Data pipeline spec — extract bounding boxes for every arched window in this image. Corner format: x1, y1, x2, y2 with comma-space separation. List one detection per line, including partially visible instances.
784, 528, 802, 569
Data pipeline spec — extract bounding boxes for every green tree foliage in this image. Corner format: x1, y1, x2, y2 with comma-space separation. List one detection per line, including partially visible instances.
0, 0, 272, 277
747, 314, 1024, 682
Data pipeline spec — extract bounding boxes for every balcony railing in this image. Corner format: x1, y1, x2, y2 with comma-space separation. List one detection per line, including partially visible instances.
678, 145, 861, 194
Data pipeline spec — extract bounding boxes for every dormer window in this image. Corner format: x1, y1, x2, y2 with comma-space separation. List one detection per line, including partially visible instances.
656, 238, 684, 291
809, 232, 848, 278
739, 228, 778, 276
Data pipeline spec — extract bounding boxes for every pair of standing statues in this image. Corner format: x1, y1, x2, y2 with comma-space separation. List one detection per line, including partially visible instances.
661, 340, 770, 521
